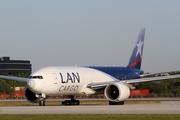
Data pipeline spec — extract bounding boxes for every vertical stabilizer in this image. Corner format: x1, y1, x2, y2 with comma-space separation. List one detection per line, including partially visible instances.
127, 28, 146, 69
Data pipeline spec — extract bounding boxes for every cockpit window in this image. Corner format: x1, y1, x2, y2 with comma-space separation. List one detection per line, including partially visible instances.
29, 76, 43, 79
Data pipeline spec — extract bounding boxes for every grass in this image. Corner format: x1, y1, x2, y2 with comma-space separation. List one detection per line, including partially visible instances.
0, 100, 160, 106
0, 114, 180, 120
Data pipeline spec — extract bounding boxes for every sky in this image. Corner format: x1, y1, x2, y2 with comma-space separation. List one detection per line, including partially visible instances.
0, 0, 180, 73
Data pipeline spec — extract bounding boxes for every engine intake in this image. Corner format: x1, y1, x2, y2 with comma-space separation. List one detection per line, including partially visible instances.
105, 82, 130, 102
25, 87, 40, 103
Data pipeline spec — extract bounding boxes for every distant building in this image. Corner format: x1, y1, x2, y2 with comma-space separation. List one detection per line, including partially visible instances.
0, 57, 31, 74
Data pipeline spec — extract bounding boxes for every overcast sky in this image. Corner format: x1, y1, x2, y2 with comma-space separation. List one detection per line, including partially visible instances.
0, 0, 180, 73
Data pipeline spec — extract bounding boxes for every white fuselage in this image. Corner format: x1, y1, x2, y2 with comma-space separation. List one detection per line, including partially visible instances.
28, 66, 117, 95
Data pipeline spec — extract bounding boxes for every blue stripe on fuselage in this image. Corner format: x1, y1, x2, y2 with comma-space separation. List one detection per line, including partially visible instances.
86, 66, 144, 80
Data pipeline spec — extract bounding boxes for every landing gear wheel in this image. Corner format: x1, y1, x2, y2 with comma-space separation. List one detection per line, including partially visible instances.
74, 100, 79, 105
109, 101, 124, 105
62, 95, 80, 106
43, 101, 45, 106
62, 100, 80, 105
39, 101, 45, 106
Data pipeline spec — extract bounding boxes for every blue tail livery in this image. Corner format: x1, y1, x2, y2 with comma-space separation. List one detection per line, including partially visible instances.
127, 28, 146, 69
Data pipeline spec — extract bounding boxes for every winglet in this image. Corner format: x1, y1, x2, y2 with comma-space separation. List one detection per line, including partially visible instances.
127, 28, 146, 69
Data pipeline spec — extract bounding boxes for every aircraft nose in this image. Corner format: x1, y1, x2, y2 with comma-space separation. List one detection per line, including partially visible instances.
28, 80, 36, 89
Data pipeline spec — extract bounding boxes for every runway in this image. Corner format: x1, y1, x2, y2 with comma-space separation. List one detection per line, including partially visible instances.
0, 101, 180, 114
1, 98, 180, 101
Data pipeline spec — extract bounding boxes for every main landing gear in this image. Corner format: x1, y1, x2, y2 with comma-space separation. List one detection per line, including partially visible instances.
62, 95, 80, 105
109, 101, 124, 105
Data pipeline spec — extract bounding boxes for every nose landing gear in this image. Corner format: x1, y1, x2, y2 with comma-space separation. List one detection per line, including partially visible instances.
39, 100, 45, 106
37, 93, 46, 106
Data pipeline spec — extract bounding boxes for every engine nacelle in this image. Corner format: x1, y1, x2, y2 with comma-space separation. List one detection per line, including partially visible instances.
25, 87, 41, 103
104, 82, 130, 102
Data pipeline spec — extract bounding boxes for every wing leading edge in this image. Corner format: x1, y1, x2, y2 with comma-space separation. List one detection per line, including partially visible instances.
0, 75, 28, 82
124, 74, 180, 84
140, 70, 180, 78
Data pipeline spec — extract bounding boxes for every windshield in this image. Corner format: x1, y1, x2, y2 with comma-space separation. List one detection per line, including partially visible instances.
29, 76, 43, 79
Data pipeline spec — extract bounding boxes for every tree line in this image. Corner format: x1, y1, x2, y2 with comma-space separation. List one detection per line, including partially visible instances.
136, 71, 180, 96
0, 71, 31, 94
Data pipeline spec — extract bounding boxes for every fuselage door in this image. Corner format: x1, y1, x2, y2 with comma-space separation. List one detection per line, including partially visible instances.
52, 73, 58, 84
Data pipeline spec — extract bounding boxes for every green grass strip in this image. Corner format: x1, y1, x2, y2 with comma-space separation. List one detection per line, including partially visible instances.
0, 114, 180, 120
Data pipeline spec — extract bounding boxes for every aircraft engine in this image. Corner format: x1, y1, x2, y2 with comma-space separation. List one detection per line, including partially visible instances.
104, 82, 130, 102
24, 87, 41, 103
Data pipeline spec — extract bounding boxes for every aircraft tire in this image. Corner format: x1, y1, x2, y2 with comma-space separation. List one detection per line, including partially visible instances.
43, 101, 45, 106
39, 101, 41, 106
39, 101, 45, 106
109, 101, 124, 105
62, 100, 80, 105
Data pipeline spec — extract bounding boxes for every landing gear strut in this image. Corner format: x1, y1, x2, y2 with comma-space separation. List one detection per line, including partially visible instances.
109, 101, 124, 105
62, 95, 80, 105
39, 100, 45, 106
38, 93, 46, 106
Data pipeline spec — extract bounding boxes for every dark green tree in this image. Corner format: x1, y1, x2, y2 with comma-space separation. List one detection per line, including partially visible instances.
137, 81, 168, 94
0, 71, 31, 93
136, 71, 180, 96
0, 81, 13, 94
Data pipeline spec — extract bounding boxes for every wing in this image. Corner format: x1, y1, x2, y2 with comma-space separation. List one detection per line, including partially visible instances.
0, 75, 28, 82
87, 74, 180, 90
139, 70, 180, 77
124, 74, 180, 84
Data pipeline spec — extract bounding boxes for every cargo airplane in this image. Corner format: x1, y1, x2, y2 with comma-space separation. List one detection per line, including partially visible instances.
1, 28, 180, 106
